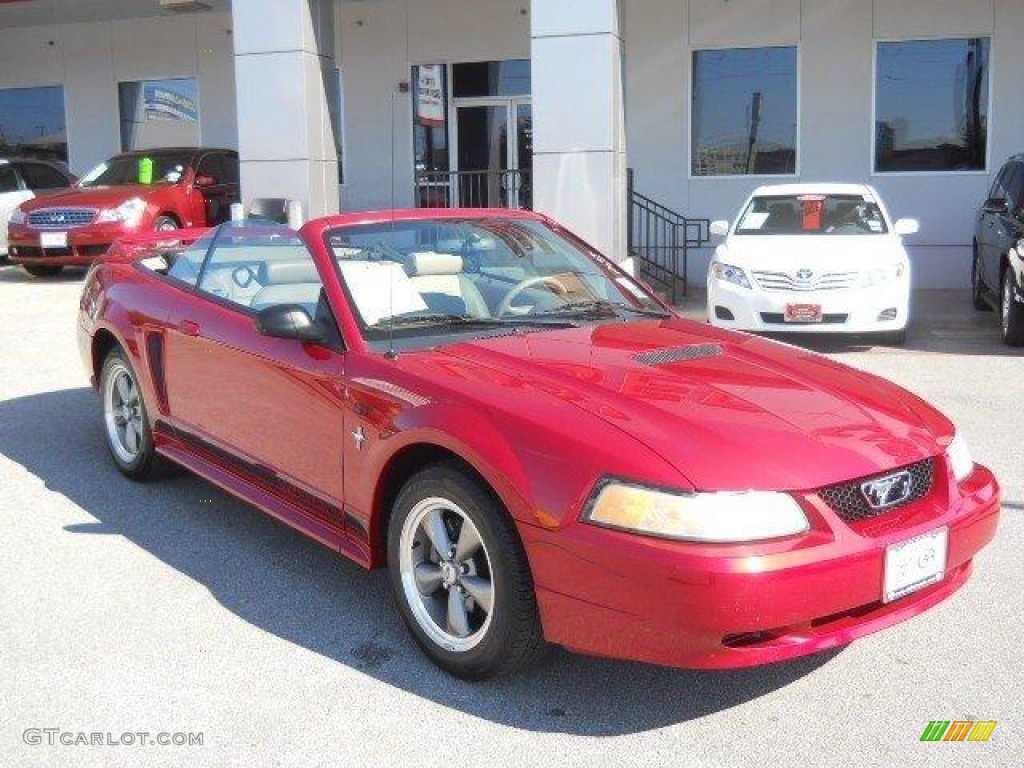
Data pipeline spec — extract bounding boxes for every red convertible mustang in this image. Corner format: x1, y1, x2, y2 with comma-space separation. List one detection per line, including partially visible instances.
78, 209, 1000, 679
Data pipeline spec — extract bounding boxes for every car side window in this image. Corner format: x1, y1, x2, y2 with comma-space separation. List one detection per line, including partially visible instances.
220, 153, 239, 185
990, 164, 1012, 202
18, 162, 68, 190
196, 229, 326, 319
195, 154, 225, 184
1005, 163, 1024, 214
0, 166, 19, 193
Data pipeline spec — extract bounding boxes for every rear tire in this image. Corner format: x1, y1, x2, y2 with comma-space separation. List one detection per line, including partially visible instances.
1001, 269, 1024, 347
972, 251, 991, 311
387, 463, 547, 680
153, 215, 179, 232
23, 265, 63, 278
100, 348, 161, 481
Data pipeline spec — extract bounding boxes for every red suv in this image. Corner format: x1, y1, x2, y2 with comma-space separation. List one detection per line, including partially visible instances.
8, 147, 239, 277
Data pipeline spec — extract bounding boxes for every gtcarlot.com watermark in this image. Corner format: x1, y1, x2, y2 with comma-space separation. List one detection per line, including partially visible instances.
23, 728, 203, 747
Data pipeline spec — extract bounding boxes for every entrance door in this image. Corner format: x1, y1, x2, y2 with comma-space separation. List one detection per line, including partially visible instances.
453, 97, 531, 208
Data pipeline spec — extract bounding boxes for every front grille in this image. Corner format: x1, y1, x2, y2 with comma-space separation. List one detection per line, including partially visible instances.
819, 458, 935, 522
752, 270, 859, 292
27, 207, 97, 229
633, 343, 723, 366
760, 312, 848, 325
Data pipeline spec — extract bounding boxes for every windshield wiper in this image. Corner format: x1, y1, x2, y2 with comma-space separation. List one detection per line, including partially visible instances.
373, 313, 579, 330
537, 299, 672, 319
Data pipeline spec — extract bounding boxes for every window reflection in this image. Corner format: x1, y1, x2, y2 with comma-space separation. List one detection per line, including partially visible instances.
875, 38, 989, 172
692, 47, 797, 177
0, 85, 67, 163
118, 77, 199, 152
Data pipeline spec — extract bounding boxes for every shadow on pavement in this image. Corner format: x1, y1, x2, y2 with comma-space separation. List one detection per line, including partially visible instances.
0, 263, 88, 283
0, 386, 840, 736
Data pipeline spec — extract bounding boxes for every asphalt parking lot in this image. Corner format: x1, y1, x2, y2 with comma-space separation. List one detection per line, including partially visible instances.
1, 264, 1020, 768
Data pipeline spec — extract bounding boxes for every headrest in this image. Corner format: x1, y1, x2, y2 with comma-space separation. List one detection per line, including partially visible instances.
262, 258, 320, 285
404, 251, 463, 276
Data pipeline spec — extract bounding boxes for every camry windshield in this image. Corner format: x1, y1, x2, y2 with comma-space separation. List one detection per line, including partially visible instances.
735, 194, 889, 235
323, 218, 666, 342
79, 152, 193, 187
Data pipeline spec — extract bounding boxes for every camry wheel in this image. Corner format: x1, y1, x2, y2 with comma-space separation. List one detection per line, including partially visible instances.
972, 251, 990, 311
1001, 269, 1024, 347
23, 265, 63, 278
153, 215, 179, 232
388, 464, 546, 679
101, 348, 160, 480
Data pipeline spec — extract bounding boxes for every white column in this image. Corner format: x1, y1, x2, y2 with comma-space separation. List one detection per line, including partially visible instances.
531, 0, 627, 263
231, 0, 339, 218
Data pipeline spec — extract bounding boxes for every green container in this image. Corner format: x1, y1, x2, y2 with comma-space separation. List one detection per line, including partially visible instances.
138, 157, 154, 185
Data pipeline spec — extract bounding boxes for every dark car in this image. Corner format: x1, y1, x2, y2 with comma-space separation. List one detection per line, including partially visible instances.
8, 147, 238, 277
1, 157, 76, 259
973, 155, 1024, 345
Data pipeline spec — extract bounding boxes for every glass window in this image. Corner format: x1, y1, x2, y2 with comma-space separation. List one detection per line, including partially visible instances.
0, 165, 19, 193
118, 77, 199, 152
735, 193, 889, 236
413, 64, 450, 174
452, 60, 531, 97
0, 85, 67, 163
195, 153, 226, 184
692, 47, 798, 176
167, 230, 217, 287
18, 162, 69, 190
79, 150, 194, 187
875, 38, 989, 173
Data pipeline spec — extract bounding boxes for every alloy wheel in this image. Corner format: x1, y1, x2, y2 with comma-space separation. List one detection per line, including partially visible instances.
398, 497, 494, 652
103, 362, 144, 464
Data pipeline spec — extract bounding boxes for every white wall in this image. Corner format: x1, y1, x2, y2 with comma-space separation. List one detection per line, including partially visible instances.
337, 0, 530, 211
625, 0, 1024, 290
0, 12, 236, 175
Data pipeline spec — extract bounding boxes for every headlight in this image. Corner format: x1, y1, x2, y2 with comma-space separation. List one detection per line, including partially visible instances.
96, 197, 147, 227
862, 263, 906, 286
946, 432, 974, 483
711, 261, 752, 289
8, 208, 26, 226
583, 480, 810, 542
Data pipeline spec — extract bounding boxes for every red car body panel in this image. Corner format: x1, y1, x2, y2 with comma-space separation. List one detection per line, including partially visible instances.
10, 148, 237, 267
77, 208, 1001, 669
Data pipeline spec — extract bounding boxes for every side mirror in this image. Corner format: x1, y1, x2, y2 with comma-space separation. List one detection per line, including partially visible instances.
982, 197, 1008, 215
254, 304, 324, 342
709, 220, 731, 237
892, 218, 920, 236
194, 174, 217, 187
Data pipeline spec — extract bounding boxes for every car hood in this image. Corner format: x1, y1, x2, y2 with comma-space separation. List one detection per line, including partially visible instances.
437, 320, 949, 491
17, 184, 169, 211
718, 234, 908, 272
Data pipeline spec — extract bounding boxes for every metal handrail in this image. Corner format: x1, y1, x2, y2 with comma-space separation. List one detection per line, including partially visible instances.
415, 169, 532, 210
627, 169, 710, 303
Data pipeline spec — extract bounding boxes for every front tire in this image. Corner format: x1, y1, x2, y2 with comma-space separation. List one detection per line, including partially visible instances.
23, 265, 63, 278
100, 348, 160, 480
153, 215, 179, 232
387, 464, 547, 680
1001, 269, 1024, 347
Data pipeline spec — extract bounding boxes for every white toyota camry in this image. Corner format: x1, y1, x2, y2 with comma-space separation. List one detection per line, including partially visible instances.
707, 183, 918, 343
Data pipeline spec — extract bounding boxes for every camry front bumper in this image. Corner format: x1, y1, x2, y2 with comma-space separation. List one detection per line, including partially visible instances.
708, 279, 910, 334
524, 463, 999, 669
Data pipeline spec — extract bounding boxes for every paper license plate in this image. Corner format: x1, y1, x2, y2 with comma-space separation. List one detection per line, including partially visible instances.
784, 303, 823, 323
40, 232, 68, 248
883, 526, 947, 603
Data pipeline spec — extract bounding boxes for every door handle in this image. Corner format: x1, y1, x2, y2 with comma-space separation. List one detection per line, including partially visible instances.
179, 320, 200, 337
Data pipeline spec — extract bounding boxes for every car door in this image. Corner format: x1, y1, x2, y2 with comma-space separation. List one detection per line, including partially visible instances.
994, 162, 1024, 286
0, 165, 33, 252
191, 152, 240, 226
162, 225, 348, 528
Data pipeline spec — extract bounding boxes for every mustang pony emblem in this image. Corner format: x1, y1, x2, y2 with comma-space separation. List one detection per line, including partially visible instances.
861, 470, 913, 509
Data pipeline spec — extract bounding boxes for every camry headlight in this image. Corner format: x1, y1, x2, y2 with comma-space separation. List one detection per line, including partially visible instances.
8, 208, 26, 226
946, 432, 974, 483
583, 480, 809, 542
862, 263, 907, 286
97, 197, 147, 227
711, 261, 752, 289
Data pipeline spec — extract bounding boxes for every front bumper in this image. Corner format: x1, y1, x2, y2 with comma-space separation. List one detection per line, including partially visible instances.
708, 279, 910, 334
524, 463, 1000, 669
7, 221, 131, 266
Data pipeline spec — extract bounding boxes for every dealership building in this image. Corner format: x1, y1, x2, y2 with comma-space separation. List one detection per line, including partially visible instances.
0, 0, 1018, 288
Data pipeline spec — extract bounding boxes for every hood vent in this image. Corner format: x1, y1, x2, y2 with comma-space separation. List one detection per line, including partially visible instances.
633, 343, 723, 366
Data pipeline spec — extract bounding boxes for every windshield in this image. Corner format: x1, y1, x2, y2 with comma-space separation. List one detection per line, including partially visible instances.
79, 152, 193, 188
323, 218, 666, 345
735, 194, 889, 235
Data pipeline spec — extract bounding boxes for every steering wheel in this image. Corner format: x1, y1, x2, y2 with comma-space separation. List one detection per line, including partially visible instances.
496, 275, 569, 316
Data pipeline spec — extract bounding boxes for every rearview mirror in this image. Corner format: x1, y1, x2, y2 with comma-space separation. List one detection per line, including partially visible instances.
709, 220, 730, 237
892, 218, 920, 236
983, 197, 1008, 215
254, 304, 324, 342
